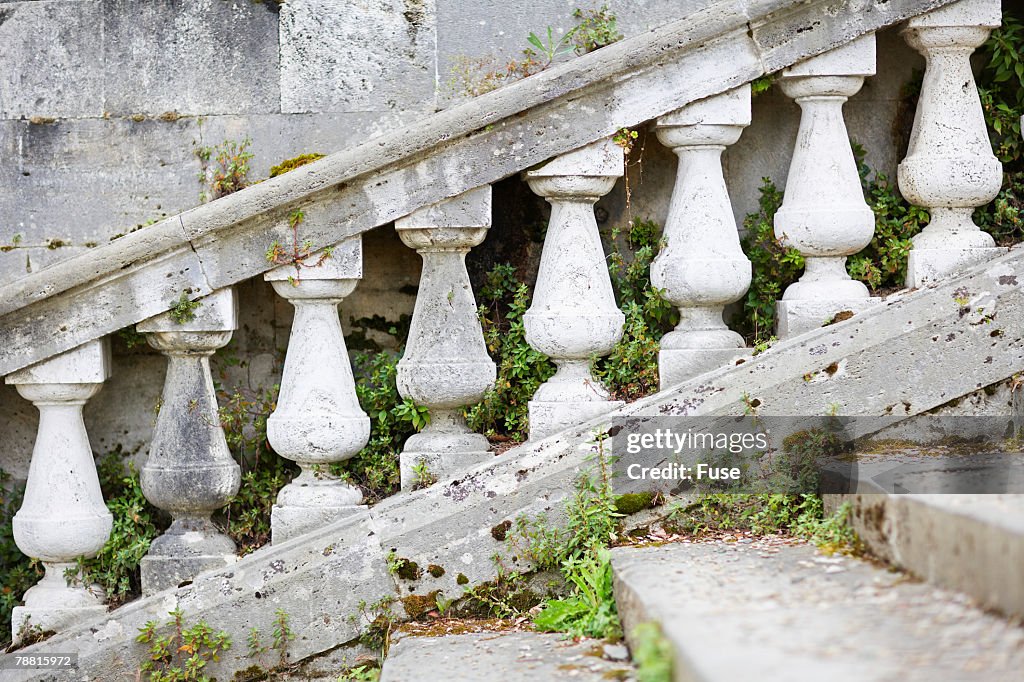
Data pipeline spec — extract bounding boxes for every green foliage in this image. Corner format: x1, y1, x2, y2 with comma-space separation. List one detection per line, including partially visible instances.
570, 5, 623, 55
467, 264, 556, 441
216, 385, 299, 553
246, 608, 295, 672
196, 137, 253, 202
595, 219, 677, 401
136, 608, 231, 682
532, 547, 620, 639
751, 74, 774, 97
169, 290, 202, 325
735, 178, 798, 344
630, 622, 674, 682
846, 143, 929, 290
0, 471, 41, 646
976, 11, 1024, 245
667, 493, 858, 554
526, 26, 576, 66
268, 153, 325, 178
76, 455, 164, 605
350, 597, 398, 657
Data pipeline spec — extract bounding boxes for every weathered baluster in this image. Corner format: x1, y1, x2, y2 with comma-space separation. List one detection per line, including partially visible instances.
774, 34, 879, 338
5, 339, 112, 641
137, 288, 240, 594
652, 85, 753, 387
524, 139, 624, 440
899, 0, 1004, 287
395, 187, 496, 489
265, 239, 370, 542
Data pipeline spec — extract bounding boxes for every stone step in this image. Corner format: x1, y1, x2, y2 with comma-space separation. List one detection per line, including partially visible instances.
379, 631, 635, 681
827, 485, 1024, 619
612, 541, 1024, 682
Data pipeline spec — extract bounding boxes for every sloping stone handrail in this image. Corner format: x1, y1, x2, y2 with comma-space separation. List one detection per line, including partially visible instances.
0, 0, 957, 377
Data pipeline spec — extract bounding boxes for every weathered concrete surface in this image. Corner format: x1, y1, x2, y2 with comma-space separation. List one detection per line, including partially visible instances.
826, 486, 1024, 619
380, 631, 635, 681
281, 0, 436, 114
0, 0, 959, 377
7, 245, 1024, 678
612, 542, 1024, 682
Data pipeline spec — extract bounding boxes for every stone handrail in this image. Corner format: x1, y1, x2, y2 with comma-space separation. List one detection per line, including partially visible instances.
3, 0, 1004, 646
0, 0, 955, 377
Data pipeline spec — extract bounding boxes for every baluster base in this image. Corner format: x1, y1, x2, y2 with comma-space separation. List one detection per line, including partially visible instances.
11, 564, 107, 643
528, 400, 624, 442
776, 298, 882, 338
140, 518, 237, 594
271, 469, 367, 543
907, 247, 1008, 288
399, 431, 492, 491
659, 347, 752, 389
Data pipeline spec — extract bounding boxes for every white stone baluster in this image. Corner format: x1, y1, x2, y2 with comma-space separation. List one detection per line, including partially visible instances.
395, 187, 496, 489
774, 34, 879, 338
523, 139, 625, 440
137, 288, 240, 594
5, 339, 112, 641
652, 85, 753, 387
899, 0, 1004, 287
265, 238, 370, 542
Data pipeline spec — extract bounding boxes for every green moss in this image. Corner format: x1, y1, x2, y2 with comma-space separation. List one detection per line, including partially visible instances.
456, 573, 469, 586
269, 153, 325, 178
395, 558, 421, 581
401, 590, 439, 618
427, 564, 445, 578
612, 492, 655, 515
491, 520, 512, 541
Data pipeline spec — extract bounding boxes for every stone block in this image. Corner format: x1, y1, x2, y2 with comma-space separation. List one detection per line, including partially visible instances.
526, 138, 624, 178
783, 32, 876, 77
906, 246, 1008, 288
137, 287, 237, 333
280, 0, 437, 114
905, 0, 1001, 28
102, 0, 281, 115
775, 297, 881, 339
0, 0, 105, 119
264, 234, 363, 281
396, 185, 491, 229
657, 84, 752, 127
5, 338, 110, 385
659, 347, 751, 390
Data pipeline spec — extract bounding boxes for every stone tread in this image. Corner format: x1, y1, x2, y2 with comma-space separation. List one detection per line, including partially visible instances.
612, 541, 1024, 682
379, 631, 635, 681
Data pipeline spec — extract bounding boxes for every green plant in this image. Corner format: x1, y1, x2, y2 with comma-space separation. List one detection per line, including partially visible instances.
75, 455, 164, 606
595, 219, 677, 401
410, 460, 438, 490
169, 291, 202, 325
247, 608, 295, 672
569, 5, 623, 54
526, 26, 577, 67
196, 137, 253, 202
350, 597, 398, 657
0, 471, 42, 646
467, 265, 556, 441
533, 547, 620, 639
735, 178, 799, 344
630, 622, 674, 682
136, 608, 231, 681
337, 664, 381, 682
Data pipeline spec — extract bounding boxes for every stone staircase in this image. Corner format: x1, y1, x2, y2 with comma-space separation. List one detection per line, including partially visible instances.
2, 0, 1023, 679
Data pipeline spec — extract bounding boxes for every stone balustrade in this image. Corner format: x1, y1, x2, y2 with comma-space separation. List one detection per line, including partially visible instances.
136, 288, 241, 594
523, 139, 626, 441
652, 85, 753, 386
1, 3, 1012, 644
774, 33, 880, 338
5, 340, 112, 641
899, 0, 1005, 286
265, 237, 370, 542
395, 187, 497, 489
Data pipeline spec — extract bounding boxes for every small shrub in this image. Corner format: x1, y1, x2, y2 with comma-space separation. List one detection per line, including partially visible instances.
569, 5, 623, 55
533, 547, 620, 639
136, 608, 231, 681
196, 137, 253, 202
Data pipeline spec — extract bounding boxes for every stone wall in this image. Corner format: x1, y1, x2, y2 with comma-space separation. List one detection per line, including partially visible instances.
0, 0, 925, 477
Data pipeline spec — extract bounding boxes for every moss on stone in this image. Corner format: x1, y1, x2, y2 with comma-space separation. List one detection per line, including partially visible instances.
490, 519, 512, 541
427, 564, 445, 578
395, 558, 421, 581
613, 492, 655, 515
401, 590, 440, 618
456, 573, 469, 585
269, 153, 326, 178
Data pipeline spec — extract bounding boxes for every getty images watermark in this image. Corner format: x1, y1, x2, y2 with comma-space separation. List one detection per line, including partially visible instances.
608, 415, 1024, 495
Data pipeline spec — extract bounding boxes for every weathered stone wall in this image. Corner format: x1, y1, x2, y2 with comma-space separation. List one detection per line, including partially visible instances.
0, 0, 925, 477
